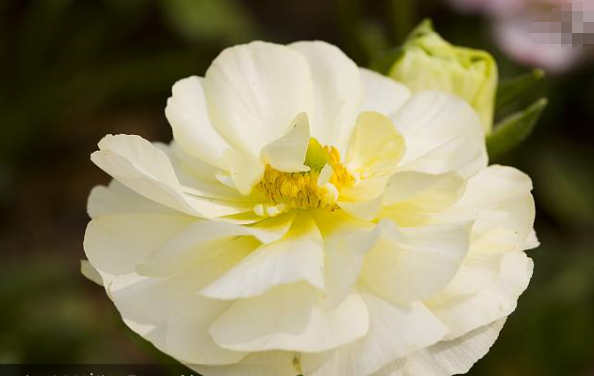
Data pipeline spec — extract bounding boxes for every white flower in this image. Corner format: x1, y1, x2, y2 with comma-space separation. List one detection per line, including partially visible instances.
83, 41, 537, 376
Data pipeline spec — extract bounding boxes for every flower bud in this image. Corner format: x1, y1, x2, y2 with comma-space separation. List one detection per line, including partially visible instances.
389, 20, 498, 133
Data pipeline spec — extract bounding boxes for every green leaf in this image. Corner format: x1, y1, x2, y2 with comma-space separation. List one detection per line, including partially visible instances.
487, 98, 548, 160
496, 69, 545, 111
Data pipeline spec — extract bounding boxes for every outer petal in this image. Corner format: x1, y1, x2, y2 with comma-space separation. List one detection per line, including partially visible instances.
359, 68, 411, 117
209, 283, 369, 353
204, 41, 314, 156
91, 134, 252, 217
393, 91, 487, 178
302, 292, 448, 376
290, 41, 363, 149
189, 351, 297, 376
361, 221, 472, 304
107, 242, 257, 366
165, 76, 231, 169
375, 319, 506, 376
428, 251, 533, 340
84, 214, 193, 275
201, 213, 325, 299
222, 148, 265, 195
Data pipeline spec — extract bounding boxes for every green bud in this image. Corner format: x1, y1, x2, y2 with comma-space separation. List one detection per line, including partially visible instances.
388, 20, 498, 133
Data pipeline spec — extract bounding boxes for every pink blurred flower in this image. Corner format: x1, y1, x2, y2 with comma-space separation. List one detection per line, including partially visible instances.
448, 0, 593, 73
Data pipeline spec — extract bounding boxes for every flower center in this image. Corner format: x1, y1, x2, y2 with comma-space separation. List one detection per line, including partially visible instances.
257, 138, 355, 213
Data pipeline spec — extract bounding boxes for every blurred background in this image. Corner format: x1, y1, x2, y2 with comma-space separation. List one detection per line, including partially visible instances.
0, 0, 593, 375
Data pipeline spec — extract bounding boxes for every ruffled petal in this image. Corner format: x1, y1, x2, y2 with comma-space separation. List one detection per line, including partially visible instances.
260, 112, 311, 173
358, 68, 411, 117
290, 41, 362, 149
189, 351, 297, 376
165, 76, 231, 169
209, 283, 369, 353
301, 292, 447, 376
361, 221, 472, 304
204, 41, 314, 156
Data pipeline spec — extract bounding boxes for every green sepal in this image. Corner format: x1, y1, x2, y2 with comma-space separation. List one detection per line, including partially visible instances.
496, 69, 545, 111
487, 98, 548, 160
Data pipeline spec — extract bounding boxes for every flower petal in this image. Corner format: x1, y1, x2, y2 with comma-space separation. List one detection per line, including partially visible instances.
345, 111, 405, 177
165, 76, 231, 169
361, 221, 472, 304
393, 91, 486, 178
84, 214, 193, 275
189, 351, 297, 376
359, 68, 411, 117
301, 292, 448, 376
383, 171, 466, 211
261, 112, 311, 173
222, 148, 265, 195
201, 213, 325, 300
290, 41, 362, 149
204, 41, 314, 156
209, 283, 369, 353
428, 251, 533, 340
375, 319, 506, 376
91, 134, 252, 217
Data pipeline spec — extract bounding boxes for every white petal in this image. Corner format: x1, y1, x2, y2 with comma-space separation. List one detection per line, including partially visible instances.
209, 283, 369, 352
222, 148, 264, 195
345, 111, 405, 177
361, 221, 472, 304
290, 41, 362, 149
323, 220, 386, 308
80, 260, 103, 286
428, 251, 533, 340
359, 68, 411, 117
339, 195, 384, 222
87, 180, 177, 219
91, 134, 251, 217
201, 213, 325, 299
261, 112, 311, 172
134, 217, 289, 278
393, 91, 487, 178
83, 214, 193, 275
375, 319, 506, 376
165, 76, 231, 169
383, 171, 466, 211
204, 41, 314, 156
108, 244, 255, 365
302, 292, 447, 376
189, 351, 297, 376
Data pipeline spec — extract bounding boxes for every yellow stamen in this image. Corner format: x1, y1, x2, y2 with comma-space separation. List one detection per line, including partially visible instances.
258, 139, 355, 211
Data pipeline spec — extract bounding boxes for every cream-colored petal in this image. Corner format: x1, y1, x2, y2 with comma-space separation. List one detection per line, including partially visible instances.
87, 180, 177, 219
134, 218, 286, 278
261, 112, 311, 173
189, 351, 297, 376
302, 292, 448, 376
91, 134, 250, 217
361, 221, 472, 304
322, 220, 386, 308
383, 171, 466, 211
201, 213, 324, 300
393, 91, 486, 178
209, 283, 369, 353
359, 68, 411, 117
222, 148, 265, 195
108, 243, 255, 366
375, 319, 506, 376
290, 41, 362, 149
428, 251, 533, 340
84, 214, 193, 275
165, 76, 231, 169
339, 195, 384, 222
204, 41, 314, 156
80, 260, 103, 286
345, 111, 405, 177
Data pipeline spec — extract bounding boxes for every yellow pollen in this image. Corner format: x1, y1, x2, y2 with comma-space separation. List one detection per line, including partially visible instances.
258, 142, 355, 211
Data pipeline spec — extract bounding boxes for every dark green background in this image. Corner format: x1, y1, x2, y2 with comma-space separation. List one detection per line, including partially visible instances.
1, 1, 593, 375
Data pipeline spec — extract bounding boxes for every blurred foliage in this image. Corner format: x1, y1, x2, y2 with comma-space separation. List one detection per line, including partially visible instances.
0, 0, 593, 375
